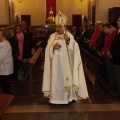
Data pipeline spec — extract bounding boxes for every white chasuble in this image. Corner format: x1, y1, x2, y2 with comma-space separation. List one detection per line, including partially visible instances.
42, 31, 89, 104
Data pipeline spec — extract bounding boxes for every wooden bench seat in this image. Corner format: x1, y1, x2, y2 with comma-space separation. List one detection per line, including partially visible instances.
0, 94, 14, 120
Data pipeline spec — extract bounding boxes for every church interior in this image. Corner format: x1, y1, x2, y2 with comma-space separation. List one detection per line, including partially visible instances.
0, 0, 120, 120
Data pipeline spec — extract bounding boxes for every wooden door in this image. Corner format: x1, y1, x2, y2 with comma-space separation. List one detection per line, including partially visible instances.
21, 15, 31, 26
72, 14, 82, 27
109, 7, 120, 23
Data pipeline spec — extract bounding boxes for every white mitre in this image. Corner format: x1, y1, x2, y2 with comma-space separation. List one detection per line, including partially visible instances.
55, 10, 68, 26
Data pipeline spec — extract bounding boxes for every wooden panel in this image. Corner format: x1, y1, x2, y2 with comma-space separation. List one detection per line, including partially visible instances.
109, 7, 120, 23
72, 14, 82, 27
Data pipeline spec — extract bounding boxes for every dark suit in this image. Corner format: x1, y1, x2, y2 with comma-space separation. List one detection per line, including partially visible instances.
72, 30, 79, 41
110, 31, 120, 94
110, 32, 120, 65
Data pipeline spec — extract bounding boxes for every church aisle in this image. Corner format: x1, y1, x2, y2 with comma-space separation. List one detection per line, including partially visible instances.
3, 72, 120, 120
5, 103, 120, 113
4, 103, 120, 120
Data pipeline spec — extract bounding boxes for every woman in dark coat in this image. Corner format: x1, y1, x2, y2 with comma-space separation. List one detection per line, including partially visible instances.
8, 27, 19, 72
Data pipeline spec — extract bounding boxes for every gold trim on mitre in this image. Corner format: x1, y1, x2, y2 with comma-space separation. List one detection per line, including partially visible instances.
55, 10, 68, 25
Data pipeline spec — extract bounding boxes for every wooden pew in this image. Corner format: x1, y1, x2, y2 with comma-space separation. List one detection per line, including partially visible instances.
10, 47, 43, 96
80, 48, 104, 85
35, 41, 42, 51
29, 47, 43, 72
0, 94, 14, 120
29, 47, 43, 65
80, 47, 116, 96
28, 47, 43, 95
80, 47, 105, 94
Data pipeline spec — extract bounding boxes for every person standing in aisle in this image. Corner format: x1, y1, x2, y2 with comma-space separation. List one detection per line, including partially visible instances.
42, 10, 89, 106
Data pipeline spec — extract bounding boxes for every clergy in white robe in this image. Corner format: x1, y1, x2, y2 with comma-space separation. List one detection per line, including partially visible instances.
42, 11, 89, 105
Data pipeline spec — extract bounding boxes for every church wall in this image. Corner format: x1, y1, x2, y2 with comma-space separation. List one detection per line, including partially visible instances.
56, 0, 88, 25
87, 0, 95, 22
91, 0, 95, 6
1, 0, 120, 26
14, 0, 46, 26
0, 0, 9, 25
14, 0, 88, 26
96, 0, 120, 23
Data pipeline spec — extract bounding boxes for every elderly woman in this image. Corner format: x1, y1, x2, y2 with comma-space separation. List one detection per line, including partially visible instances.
0, 28, 13, 94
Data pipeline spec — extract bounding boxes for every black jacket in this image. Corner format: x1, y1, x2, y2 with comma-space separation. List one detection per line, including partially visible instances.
110, 32, 120, 65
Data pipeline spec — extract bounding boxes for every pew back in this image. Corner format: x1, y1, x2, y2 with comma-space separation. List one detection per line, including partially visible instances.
80, 47, 104, 94
0, 94, 14, 120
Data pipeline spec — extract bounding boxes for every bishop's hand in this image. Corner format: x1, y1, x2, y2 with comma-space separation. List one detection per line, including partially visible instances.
53, 42, 61, 50
63, 33, 70, 41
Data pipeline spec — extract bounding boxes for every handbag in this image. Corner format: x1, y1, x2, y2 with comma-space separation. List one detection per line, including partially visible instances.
17, 63, 29, 81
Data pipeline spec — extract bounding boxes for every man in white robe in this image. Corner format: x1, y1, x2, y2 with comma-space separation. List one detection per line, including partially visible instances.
42, 10, 89, 105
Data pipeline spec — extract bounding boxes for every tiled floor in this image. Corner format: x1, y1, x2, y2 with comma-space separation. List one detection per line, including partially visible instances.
1, 51, 120, 120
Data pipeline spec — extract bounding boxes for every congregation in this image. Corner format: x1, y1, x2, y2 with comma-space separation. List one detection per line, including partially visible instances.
0, 21, 33, 94
0, 16, 120, 97
70, 17, 120, 96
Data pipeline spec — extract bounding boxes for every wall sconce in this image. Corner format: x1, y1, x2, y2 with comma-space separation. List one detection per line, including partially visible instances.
17, 0, 23, 3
